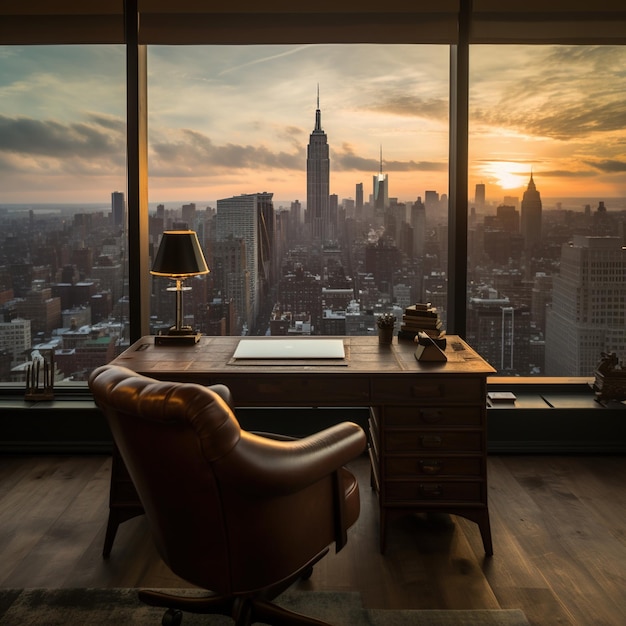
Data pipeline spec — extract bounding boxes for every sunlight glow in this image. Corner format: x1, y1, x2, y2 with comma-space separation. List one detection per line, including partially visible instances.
481, 161, 529, 190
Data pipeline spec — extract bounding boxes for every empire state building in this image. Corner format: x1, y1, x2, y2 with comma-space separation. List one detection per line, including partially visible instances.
306, 89, 330, 242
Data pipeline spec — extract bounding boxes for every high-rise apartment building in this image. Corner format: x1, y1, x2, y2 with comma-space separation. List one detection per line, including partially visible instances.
111, 191, 125, 229
520, 173, 542, 251
306, 90, 330, 242
545, 235, 626, 376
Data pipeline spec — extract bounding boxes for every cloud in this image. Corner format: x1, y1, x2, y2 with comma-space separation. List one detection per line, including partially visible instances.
470, 46, 626, 142
584, 159, 626, 173
149, 129, 303, 177
0, 114, 124, 159
365, 93, 448, 121
332, 143, 445, 173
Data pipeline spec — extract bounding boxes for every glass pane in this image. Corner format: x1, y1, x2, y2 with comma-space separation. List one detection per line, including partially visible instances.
469, 45, 626, 376
0, 45, 127, 386
148, 44, 449, 338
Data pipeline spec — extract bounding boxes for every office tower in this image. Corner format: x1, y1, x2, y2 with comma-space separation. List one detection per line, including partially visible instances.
520, 173, 542, 250
111, 191, 125, 229
355, 183, 363, 214
373, 147, 388, 220
545, 235, 626, 376
216, 193, 273, 333
306, 88, 330, 242
181, 203, 196, 229
474, 183, 485, 211
467, 297, 532, 375
410, 197, 426, 257
290, 200, 302, 225
424, 190, 439, 215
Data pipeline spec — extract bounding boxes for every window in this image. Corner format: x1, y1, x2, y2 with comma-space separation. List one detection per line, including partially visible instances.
468, 45, 626, 376
147, 44, 449, 337
0, 45, 127, 384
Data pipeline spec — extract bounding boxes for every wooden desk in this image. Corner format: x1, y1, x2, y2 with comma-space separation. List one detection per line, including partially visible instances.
106, 335, 495, 555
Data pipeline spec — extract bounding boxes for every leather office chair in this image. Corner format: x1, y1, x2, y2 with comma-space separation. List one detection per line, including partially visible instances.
89, 365, 366, 626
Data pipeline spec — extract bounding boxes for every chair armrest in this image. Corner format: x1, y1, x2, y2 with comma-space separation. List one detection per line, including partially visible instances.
217, 421, 366, 496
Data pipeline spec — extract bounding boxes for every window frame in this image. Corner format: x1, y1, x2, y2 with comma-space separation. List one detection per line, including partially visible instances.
1, 0, 626, 374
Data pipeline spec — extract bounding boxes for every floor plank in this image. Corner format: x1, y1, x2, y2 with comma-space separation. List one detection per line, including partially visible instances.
1, 454, 625, 626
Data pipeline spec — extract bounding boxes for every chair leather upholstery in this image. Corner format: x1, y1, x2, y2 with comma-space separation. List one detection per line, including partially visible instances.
89, 364, 366, 602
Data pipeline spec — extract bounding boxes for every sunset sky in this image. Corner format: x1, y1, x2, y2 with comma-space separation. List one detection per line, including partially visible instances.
0, 44, 625, 210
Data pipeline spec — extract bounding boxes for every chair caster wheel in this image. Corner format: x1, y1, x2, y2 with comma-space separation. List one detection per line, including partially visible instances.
162, 608, 183, 626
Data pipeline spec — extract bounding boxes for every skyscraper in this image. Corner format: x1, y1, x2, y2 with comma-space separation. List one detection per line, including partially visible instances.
373, 146, 388, 219
306, 88, 330, 242
545, 235, 626, 376
520, 173, 542, 250
111, 191, 125, 229
474, 183, 485, 211
215, 192, 274, 332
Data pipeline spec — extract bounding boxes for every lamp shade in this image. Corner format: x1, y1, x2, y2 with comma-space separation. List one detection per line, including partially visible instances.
150, 230, 209, 278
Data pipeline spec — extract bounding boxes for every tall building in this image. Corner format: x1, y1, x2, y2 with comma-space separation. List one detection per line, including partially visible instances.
355, 183, 363, 214
467, 292, 532, 375
410, 197, 426, 257
306, 88, 330, 242
111, 191, 125, 229
216, 193, 273, 333
520, 173, 542, 251
545, 235, 626, 376
474, 183, 486, 211
373, 147, 388, 219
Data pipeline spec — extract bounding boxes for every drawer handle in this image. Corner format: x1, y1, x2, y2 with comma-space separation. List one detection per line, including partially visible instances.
419, 460, 443, 475
410, 384, 442, 398
419, 483, 443, 497
419, 434, 443, 448
420, 409, 444, 423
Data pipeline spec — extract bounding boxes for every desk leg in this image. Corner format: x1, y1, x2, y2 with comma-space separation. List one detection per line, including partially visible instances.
103, 447, 145, 558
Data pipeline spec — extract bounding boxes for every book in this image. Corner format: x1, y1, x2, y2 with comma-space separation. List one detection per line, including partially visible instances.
404, 305, 438, 318
401, 316, 442, 329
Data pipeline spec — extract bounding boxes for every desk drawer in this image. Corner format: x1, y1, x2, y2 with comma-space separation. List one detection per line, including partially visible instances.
385, 456, 482, 477
372, 377, 483, 404
225, 376, 370, 405
385, 480, 483, 503
385, 406, 482, 427
385, 431, 482, 452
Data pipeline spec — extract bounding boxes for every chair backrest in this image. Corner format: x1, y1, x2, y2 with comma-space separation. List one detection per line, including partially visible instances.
89, 364, 242, 591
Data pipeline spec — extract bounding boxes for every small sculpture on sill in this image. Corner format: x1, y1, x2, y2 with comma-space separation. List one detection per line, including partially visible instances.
25, 349, 55, 402
592, 351, 626, 402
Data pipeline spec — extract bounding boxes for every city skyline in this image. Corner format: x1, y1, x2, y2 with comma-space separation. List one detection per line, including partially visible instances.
0, 44, 625, 206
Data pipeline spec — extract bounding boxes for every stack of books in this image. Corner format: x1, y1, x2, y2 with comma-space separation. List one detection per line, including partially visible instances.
398, 303, 445, 341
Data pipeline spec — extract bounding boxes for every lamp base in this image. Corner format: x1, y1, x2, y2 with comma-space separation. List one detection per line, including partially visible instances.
155, 331, 201, 346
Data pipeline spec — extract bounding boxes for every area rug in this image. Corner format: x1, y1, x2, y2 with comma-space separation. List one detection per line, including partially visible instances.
0, 588, 530, 625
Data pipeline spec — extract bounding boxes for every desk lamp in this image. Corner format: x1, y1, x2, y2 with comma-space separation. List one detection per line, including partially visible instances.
150, 230, 209, 345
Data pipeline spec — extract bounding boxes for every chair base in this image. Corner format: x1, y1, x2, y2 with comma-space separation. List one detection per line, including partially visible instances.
139, 588, 332, 626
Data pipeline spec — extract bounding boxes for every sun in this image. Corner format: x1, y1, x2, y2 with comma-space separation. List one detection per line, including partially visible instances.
482, 161, 528, 190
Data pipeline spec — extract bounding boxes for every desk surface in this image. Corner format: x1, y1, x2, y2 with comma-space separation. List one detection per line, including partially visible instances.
112, 335, 496, 378
111, 335, 495, 407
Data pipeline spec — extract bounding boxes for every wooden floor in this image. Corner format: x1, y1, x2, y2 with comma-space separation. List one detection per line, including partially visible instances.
1, 454, 625, 626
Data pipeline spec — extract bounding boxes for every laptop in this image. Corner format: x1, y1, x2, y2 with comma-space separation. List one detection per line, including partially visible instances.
233, 338, 345, 360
